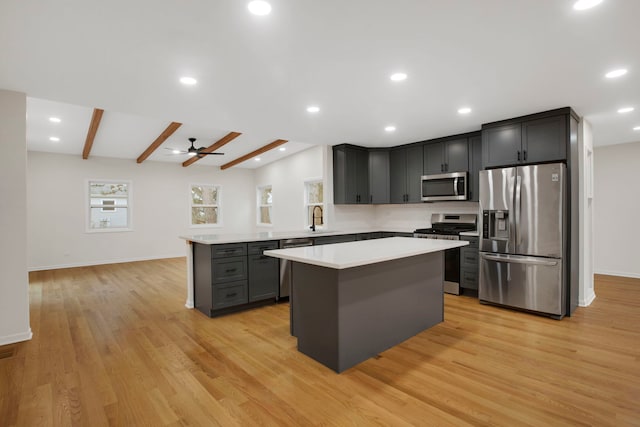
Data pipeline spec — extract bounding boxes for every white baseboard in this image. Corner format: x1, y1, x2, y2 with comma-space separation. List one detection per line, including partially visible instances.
594, 269, 640, 279
0, 329, 32, 346
28, 254, 186, 272
579, 291, 596, 307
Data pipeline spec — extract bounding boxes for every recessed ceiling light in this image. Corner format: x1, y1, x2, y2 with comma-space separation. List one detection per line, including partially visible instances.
255, 157, 261, 161
49, 136, 60, 142
618, 107, 634, 114
306, 106, 320, 113
458, 107, 472, 114
179, 76, 197, 85
49, 117, 61, 123
248, 1, 271, 16
605, 68, 628, 79
390, 73, 407, 81
633, 126, 640, 131
385, 126, 396, 132
573, 0, 603, 11
279, 147, 286, 151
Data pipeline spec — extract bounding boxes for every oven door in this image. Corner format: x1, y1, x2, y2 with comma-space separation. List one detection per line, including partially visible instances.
421, 172, 467, 202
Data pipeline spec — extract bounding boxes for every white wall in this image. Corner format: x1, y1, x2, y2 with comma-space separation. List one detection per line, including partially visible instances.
0, 90, 31, 345
374, 202, 479, 231
27, 152, 255, 270
593, 141, 640, 278
254, 145, 327, 231
578, 120, 596, 305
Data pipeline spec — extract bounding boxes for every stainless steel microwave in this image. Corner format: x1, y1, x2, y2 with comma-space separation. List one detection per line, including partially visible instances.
421, 171, 468, 202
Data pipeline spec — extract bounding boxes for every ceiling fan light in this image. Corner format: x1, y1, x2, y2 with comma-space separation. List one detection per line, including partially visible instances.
188, 152, 197, 156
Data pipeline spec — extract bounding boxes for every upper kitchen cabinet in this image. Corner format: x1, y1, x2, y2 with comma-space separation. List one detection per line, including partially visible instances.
468, 134, 482, 202
423, 138, 469, 175
390, 144, 423, 203
333, 144, 369, 204
368, 148, 390, 204
482, 108, 573, 169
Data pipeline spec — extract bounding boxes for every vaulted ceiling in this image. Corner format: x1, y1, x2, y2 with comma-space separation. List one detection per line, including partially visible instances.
2, 0, 639, 169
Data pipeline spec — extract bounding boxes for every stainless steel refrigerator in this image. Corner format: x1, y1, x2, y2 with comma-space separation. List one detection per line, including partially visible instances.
478, 163, 567, 318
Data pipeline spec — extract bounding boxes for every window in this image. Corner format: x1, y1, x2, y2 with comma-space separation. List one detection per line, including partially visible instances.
257, 185, 272, 226
87, 180, 131, 232
190, 184, 221, 226
304, 179, 324, 229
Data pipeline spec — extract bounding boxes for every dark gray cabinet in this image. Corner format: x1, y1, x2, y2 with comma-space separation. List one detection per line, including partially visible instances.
482, 112, 567, 169
468, 134, 482, 202
368, 149, 390, 204
460, 236, 478, 292
247, 241, 279, 302
423, 138, 469, 175
390, 145, 423, 203
333, 145, 369, 204
194, 240, 279, 317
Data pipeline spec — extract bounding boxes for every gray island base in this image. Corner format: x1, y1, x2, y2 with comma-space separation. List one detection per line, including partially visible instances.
291, 252, 444, 373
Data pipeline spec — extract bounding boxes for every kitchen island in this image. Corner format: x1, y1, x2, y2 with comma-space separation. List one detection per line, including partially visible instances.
264, 237, 468, 373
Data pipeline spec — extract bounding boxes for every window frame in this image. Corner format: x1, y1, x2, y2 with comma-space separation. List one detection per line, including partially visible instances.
256, 184, 273, 227
189, 183, 222, 228
304, 177, 325, 230
86, 179, 133, 233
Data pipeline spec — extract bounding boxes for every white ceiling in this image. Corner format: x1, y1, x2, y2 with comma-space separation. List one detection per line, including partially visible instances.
2, 0, 639, 169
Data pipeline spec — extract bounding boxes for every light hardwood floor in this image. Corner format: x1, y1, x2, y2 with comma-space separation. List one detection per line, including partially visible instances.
1, 260, 639, 426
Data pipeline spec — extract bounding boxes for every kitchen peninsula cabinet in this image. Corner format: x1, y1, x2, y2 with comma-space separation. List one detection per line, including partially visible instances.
390, 144, 423, 203
193, 240, 279, 317
482, 108, 572, 169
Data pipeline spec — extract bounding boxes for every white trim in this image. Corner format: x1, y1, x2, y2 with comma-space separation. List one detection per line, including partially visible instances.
86, 179, 133, 233
0, 329, 33, 346
256, 184, 273, 226
594, 269, 640, 279
28, 254, 186, 272
579, 292, 596, 307
189, 182, 222, 227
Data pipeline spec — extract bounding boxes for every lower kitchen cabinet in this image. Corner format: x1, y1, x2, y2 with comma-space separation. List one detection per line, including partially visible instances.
460, 236, 479, 292
313, 234, 357, 245
194, 240, 279, 317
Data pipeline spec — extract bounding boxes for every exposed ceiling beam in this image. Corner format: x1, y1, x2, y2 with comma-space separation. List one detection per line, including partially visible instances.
182, 131, 242, 167
82, 108, 104, 159
220, 139, 288, 170
136, 121, 182, 164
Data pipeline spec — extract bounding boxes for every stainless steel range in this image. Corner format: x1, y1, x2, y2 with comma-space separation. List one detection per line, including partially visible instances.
414, 213, 477, 295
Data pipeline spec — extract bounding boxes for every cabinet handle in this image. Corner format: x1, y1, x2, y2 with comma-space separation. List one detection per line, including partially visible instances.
441, 163, 444, 172
523, 150, 527, 161
517, 151, 521, 161
226, 292, 238, 298
370, 194, 373, 203
225, 268, 237, 273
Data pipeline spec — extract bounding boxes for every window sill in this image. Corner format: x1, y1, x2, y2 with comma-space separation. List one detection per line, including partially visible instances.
86, 227, 133, 234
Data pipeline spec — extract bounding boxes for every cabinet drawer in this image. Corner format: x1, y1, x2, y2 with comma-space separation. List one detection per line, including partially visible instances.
461, 247, 479, 267
212, 243, 247, 258
460, 268, 478, 290
212, 281, 248, 309
461, 236, 478, 248
212, 256, 247, 283
247, 240, 278, 255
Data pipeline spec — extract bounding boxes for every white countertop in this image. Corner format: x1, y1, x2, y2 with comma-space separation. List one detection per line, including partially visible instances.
264, 237, 468, 269
179, 228, 413, 245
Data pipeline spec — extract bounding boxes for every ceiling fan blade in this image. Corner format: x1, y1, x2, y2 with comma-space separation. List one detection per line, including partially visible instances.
198, 152, 224, 156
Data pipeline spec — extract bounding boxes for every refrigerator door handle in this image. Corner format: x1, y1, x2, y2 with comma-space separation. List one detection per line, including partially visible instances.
514, 174, 521, 248
481, 253, 558, 267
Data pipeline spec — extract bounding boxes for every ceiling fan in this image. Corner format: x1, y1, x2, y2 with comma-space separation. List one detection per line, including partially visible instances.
166, 138, 224, 157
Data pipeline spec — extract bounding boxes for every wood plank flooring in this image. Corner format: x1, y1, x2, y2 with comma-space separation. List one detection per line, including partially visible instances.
1, 261, 639, 426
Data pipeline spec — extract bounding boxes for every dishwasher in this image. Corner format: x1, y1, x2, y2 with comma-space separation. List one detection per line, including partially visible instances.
278, 238, 313, 299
